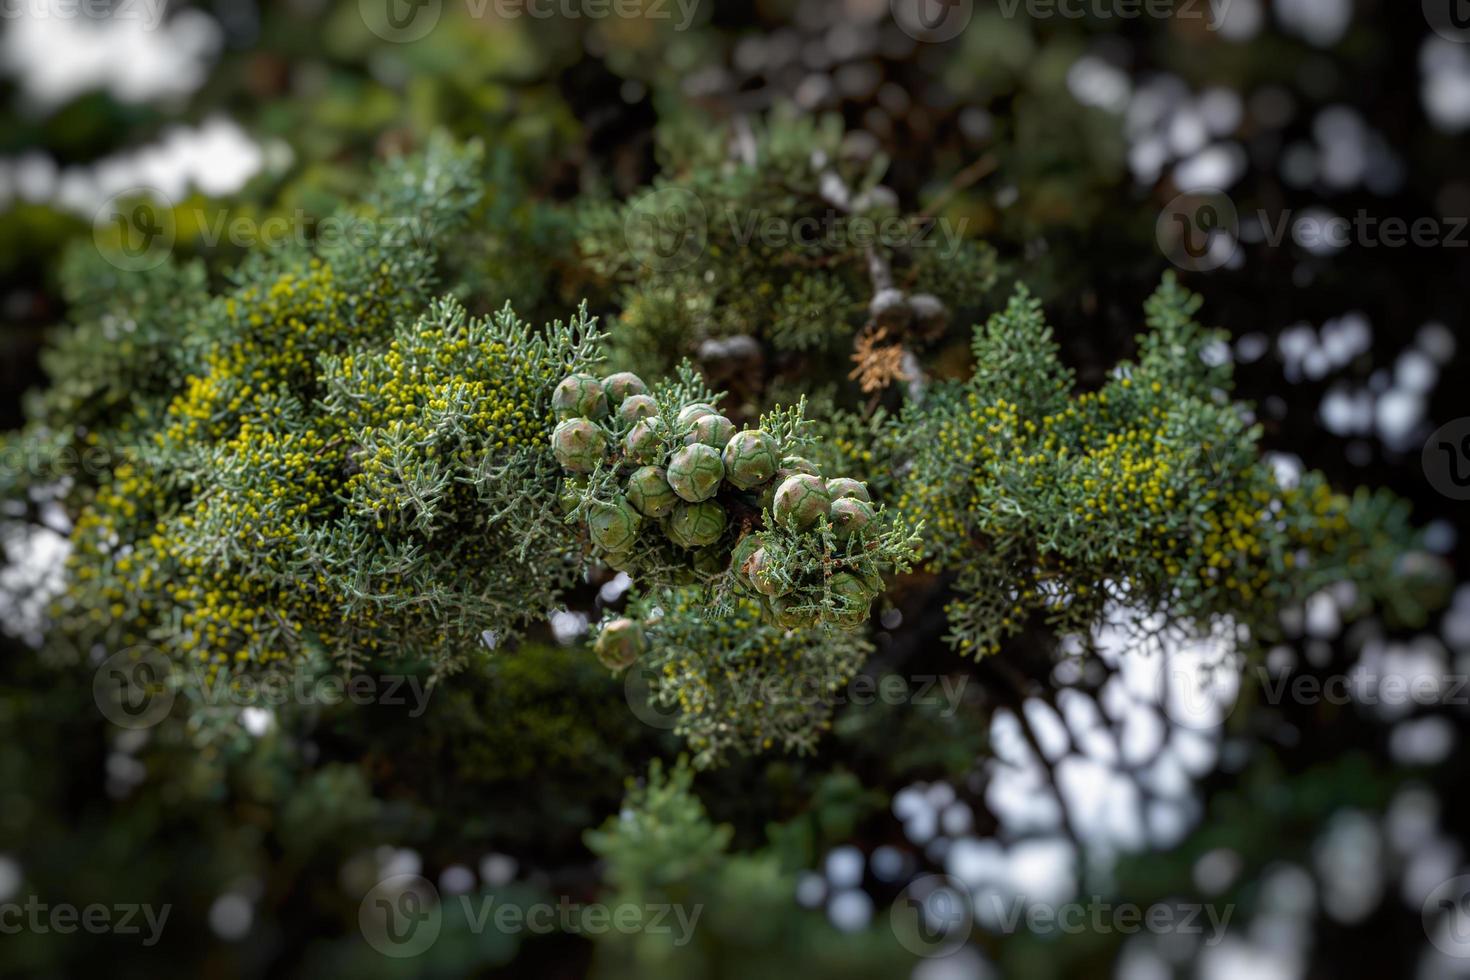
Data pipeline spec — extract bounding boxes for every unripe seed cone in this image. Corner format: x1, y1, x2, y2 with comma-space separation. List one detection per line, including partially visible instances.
667, 443, 725, 502
552, 418, 608, 473
602, 372, 647, 402
829, 496, 876, 538
676, 403, 718, 427
769, 593, 821, 630
685, 414, 736, 448
746, 547, 784, 596
588, 495, 641, 552
729, 533, 763, 590
553, 374, 608, 420
828, 571, 872, 628
691, 546, 727, 575
623, 417, 665, 464
618, 394, 658, 424
602, 549, 637, 573
668, 500, 726, 548
773, 473, 831, 529
722, 429, 779, 489
558, 477, 586, 515
825, 477, 870, 502
626, 466, 678, 518
778, 455, 820, 478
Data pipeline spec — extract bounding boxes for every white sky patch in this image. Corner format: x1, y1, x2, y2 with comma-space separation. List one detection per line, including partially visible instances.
1, 116, 269, 220
1274, 0, 1352, 48
1067, 56, 1132, 115
1422, 38, 1470, 134
0, 521, 71, 646
2, 3, 222, 114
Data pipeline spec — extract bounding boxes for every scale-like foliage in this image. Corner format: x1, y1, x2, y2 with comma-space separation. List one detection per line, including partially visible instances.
47, 138, 602, 680
614, 588, 873, 768
891, 275, 1440, 657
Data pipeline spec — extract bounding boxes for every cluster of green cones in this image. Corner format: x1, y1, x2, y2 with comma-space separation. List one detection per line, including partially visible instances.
549, 370, 901, 647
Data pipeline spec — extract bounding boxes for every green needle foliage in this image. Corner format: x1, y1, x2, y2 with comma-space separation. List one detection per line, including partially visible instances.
584, 758, 911, 978
578, 106, 998, 397
46, 137, 604, 679
888, 276, 1441, 657
15, 125, 1445, 768
618, 588, 874, 769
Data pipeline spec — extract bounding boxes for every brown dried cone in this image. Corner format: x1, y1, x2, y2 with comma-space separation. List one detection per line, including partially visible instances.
850, 324, 910, 394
